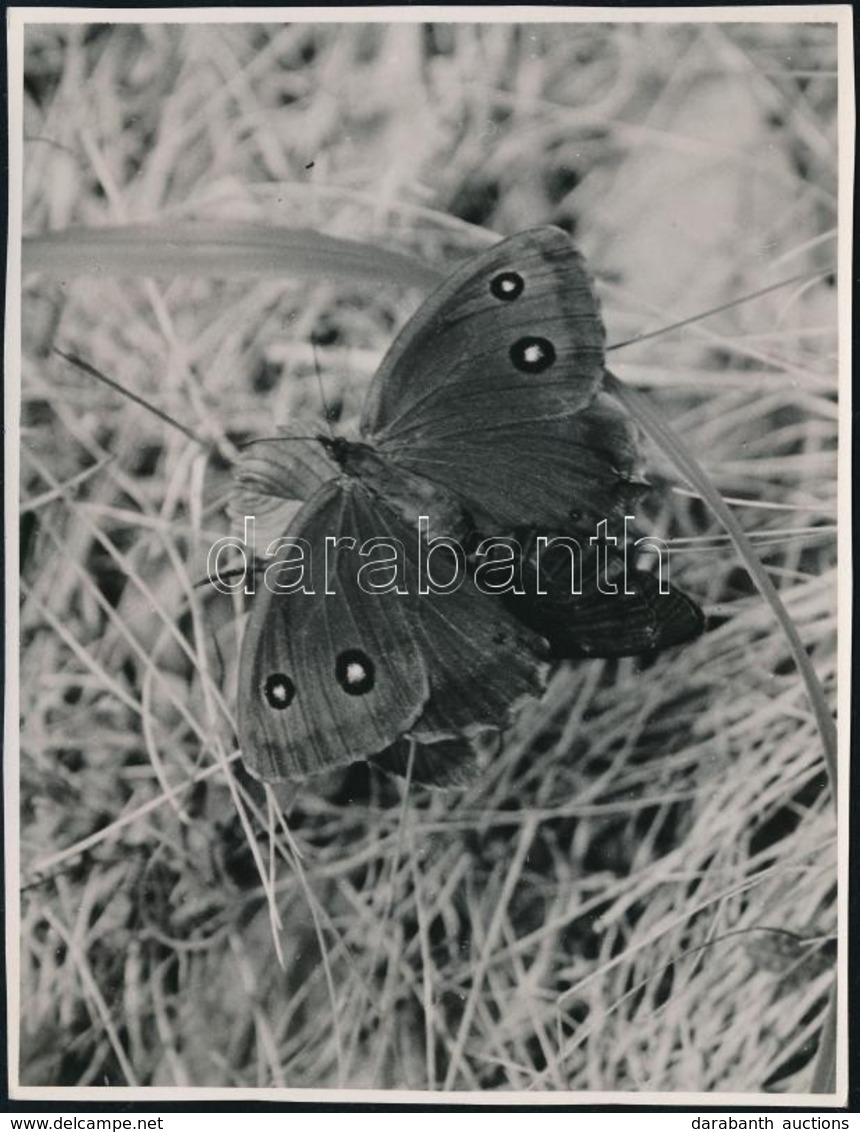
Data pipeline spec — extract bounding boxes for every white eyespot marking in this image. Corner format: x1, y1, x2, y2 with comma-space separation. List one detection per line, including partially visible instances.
510, 336, 556, 374
336, 649, 375, 696
490, 270, 525, 302
264, 673, 296, 710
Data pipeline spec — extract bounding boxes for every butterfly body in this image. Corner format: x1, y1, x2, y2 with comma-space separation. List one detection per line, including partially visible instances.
234, 228, 701, 784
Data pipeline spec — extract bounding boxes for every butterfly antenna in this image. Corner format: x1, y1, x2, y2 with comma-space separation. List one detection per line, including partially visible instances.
236, 434, 320, 450
54, 348, 208, 449
310, 342, 336, 440
607, 267, 832, 352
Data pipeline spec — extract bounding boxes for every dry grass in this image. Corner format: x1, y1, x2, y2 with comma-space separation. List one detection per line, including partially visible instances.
16, 20, 839, 1093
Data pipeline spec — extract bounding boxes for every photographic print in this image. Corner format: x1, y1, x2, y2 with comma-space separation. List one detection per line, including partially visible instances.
6, 7, 850, 1102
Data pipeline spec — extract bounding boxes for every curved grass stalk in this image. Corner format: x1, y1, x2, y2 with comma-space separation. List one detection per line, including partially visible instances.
24, 222, 443, 290
604, 370, 837, 800
604, 369, 838, 1095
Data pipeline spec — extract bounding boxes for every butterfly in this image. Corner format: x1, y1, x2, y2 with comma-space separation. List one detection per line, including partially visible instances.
231, 227, 702, 786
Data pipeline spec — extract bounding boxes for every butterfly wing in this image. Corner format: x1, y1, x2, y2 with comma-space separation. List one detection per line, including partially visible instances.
360, 228, 637, 527
237, 479, 430, 781
372, 729, 502, 790
505, 535, 704, 658
231, 423, 336, 551
405, 572, 548, 741
510, 571, 704, 659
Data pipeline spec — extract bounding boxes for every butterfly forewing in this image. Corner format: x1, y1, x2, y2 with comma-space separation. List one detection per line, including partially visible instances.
238, 481, 430, 780
361, 229, 606, 528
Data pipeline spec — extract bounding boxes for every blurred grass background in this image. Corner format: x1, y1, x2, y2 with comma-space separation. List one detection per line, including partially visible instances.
18, 20, 839, 1092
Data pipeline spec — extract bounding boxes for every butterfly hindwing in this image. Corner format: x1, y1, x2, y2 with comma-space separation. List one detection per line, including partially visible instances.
505, 534, 704, 659
231, 424, 336, 551
372, 729, 503, 790
361, 228, 632, 527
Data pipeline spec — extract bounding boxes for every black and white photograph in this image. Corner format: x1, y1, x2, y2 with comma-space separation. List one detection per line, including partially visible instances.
6, 7, 850, 1103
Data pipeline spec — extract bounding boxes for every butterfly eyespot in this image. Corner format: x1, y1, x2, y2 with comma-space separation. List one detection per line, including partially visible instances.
263, 673, 296, 710
490, 271, 524, 302
510, 336, 556, 374
335, 649, 375, 696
